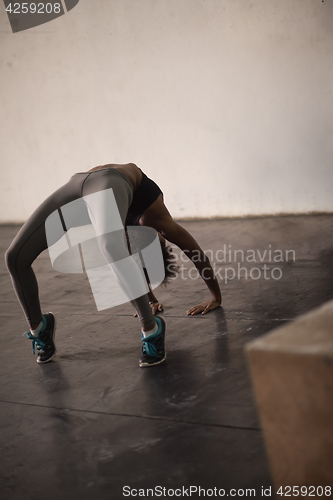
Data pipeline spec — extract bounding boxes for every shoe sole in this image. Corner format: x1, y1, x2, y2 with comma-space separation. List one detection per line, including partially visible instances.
37, 312, 56, 364
139, 354, 166, 368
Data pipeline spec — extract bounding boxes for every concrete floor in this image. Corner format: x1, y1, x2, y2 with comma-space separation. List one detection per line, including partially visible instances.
1, 215, 332, 499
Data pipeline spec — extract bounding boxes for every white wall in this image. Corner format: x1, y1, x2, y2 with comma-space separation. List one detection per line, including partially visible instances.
1, 0, 333, 222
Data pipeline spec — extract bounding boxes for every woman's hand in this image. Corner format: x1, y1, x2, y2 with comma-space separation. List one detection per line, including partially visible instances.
150, 301, 164, 315
186, 299, 221, 316
134, 301, 164, 317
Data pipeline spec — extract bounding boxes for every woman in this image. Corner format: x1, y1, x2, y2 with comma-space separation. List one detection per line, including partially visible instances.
5, 163, 222, 367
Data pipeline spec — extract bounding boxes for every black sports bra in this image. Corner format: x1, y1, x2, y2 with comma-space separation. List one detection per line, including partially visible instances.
125, 172, 162, 226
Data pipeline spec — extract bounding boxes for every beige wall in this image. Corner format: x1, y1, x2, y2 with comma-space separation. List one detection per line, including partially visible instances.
1, 0, 333, 222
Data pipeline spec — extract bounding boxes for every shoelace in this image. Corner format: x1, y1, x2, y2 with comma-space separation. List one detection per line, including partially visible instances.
142, 338, 158, 357
26, 332, 46, 355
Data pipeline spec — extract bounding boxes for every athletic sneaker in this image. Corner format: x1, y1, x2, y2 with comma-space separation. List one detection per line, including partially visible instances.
139, 316, 166, 367
26, 312, 56, 364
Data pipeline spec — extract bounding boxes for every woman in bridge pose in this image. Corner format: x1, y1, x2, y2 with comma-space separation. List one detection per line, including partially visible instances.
6, 163, 222, 367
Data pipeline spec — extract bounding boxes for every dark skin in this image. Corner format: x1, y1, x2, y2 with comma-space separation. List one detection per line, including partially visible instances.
91, 163, 222, 316
139, 194, 222, 315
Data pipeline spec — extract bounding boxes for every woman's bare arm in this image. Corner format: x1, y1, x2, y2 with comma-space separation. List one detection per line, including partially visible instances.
140, 195, 222, 314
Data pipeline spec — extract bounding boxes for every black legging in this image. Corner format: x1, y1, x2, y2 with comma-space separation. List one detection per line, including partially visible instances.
5, 168, 155, 330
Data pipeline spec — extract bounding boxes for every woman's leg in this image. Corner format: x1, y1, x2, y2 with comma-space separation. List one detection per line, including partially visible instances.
82, 181, 166, 366
6, 221, 48, 329
82, 171, 156, 332
5, 176, 84, 329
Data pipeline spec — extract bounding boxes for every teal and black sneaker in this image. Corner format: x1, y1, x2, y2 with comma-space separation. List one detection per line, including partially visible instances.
139, 316, 166, 367
26, 312, 56, 364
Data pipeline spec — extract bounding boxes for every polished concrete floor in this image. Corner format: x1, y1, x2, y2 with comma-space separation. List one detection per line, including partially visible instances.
1, 215, 332, 499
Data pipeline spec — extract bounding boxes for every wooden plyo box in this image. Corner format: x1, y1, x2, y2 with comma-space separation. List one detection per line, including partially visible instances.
246, 300, 333, 489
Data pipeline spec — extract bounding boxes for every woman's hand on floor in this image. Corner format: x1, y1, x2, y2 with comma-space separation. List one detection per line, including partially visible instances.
186, 299, 221, 316
150, 301, 164, 315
